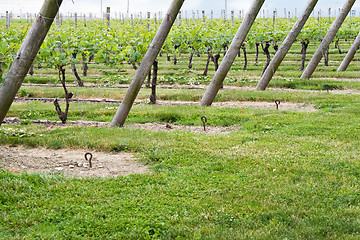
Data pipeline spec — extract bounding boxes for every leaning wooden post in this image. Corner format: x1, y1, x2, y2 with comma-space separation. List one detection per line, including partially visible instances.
110, 0, 185, 127
337, 31, 360, 71
301, 0, 356, 79
0, 0, 63, 125
256, 0, 318, 91
200, 0, 265, 106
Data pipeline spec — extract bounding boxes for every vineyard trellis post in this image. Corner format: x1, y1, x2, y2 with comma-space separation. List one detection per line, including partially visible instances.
0, 0, 63, 126
301, 0, 356, 79
110, 0, 185, 127
337, 31, 360, 71
256, 0, 319, 91
200, 0, 265, 106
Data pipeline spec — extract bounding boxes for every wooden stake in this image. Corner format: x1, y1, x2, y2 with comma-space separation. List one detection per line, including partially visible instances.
200, 0, 265, 106
337, 31, 360, 71
110, 0, 185, 127
0, 0, 63, 125
256, 0, 319, 91
301, 0, 356, 79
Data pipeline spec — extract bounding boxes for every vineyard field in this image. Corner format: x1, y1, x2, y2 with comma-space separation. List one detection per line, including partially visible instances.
1, 15, 360, 239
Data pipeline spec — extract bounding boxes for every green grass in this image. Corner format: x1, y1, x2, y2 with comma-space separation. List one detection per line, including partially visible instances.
2, 20, 360, 239
1, 90, 360, 238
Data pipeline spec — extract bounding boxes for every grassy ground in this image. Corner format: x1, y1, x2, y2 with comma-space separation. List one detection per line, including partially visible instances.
1, 21, 360, 239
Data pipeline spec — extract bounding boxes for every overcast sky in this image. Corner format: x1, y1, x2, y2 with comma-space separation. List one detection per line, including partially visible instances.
1, 0, 360, 17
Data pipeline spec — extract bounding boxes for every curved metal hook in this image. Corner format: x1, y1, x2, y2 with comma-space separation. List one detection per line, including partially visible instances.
275, 99, 281, 110
85, 152, 93, 168
201, 115, 207, 132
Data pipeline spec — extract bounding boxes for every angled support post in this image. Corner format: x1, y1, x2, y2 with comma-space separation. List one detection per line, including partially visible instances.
301, 0, 356, 79
337, 31, 360, 71
0, 0, 63, 126
256, 0, 318, 91
110, 0, 185, 127
200, 0, 265, 106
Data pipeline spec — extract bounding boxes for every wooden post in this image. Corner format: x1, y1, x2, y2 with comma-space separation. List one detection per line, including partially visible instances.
147, 12, 150, 31
202, 10, 206, 28
328, 8, 331, 20
74, 12, 78, 28
231, 10, 234, 27
256, 0, 319, 91
131, 14, 134, 27
0, 0, 63, 125
273, 10, 276, 25
110, 0, 185, 127
284, 8, 286, 18
211, 10, 214, 20
288, 11, 291, 23
337, 31, 360, 71
106, 7, 110, 27
6, 11, 10, 29
178, 11, 182, 26
200, 0, 265, 106
301, 0, 356, 79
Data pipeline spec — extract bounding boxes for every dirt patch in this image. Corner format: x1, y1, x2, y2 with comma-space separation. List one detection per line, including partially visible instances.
156, 100, 316, 112
126, 122, 241, 135
3, 118, 241, 135
0, 146, 148, 178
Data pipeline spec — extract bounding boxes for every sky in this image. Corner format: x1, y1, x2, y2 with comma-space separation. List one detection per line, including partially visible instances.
1, 0, 360, 18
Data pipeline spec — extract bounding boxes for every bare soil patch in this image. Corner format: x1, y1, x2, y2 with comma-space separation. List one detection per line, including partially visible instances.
126, 122, 241, 135
156, 100, 316, 112
0, 146, 148, 178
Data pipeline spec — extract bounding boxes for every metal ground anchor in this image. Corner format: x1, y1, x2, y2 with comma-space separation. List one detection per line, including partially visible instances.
201, 115, 207, 132
275, 99, 281, 110
85, 152, 93, 168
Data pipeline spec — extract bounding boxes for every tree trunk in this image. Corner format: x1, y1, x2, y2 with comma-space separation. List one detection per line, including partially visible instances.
255, 0, 318, 90
213, 53, 220, 71
149, 60, 158, 104
203, 51, 212, 76
242, 44, 248, 70
146, 67, 151, 88
54, 66, 71, 124
188, 52, 194, 69
301, 0, 356, 79
324, 47, 329, 66
200, 0, 265, 106
0, 0, 63, 125
255, 43, 260, 62
273, 41, 279, 53
298, 40, 310, 71
262, 42, 271, 74
82, 53, 88, 76
71, 51, 84, 86
110, 0, 185, 127
335, 39, 342, 54
29, 63, 34, 76
338, 31, 360, 71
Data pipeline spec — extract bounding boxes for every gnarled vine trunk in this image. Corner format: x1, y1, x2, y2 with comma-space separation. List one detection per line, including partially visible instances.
262, 42, 271, 74
149, 59, 158, 104
299, 40, 310, 71
71, 51, 84, 86
54, 66, 72, 124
